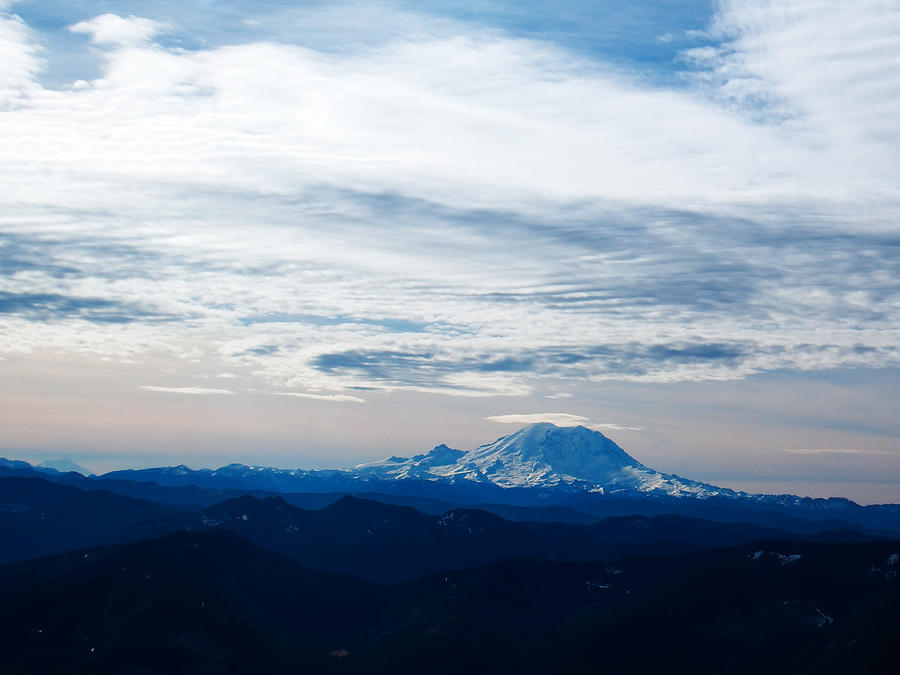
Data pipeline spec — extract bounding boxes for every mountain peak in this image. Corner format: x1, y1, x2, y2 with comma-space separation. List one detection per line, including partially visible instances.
166, 464, 193, 473
323, 495, 430, 523
348, 422, 669, 492
36, 458, 93, 476
464, 423, 645, 488
415, 443, 465, 467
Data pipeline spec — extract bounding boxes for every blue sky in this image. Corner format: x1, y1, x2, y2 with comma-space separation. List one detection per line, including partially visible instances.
1, 0, 899, 502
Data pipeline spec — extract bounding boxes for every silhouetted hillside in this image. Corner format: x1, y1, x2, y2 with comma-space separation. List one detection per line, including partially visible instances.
0, 477, 177, 563
118, 493, 885, 582
1, 532, 898, 674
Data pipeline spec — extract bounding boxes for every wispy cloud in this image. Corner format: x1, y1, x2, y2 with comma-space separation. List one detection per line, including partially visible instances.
275, 392, 367, 404
140, 386, 234, 396
783, 448, 891, 457
0, 291, 175, 324
485, 413, 643, 432
589, 422, 646, 432
486, 413, 592, 427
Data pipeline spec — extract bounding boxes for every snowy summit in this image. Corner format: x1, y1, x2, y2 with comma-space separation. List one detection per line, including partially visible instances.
354, 423, 724, 497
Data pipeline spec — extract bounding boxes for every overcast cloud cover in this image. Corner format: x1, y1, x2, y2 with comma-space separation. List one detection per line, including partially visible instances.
1, 0, 898, 501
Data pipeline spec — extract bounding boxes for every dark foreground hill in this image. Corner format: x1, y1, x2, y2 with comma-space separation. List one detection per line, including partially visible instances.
119, 493, 881, 582
0, 530, 898, 674
0, 530, 377, 674
0, 477, 177, 564
0, 476, 884, 581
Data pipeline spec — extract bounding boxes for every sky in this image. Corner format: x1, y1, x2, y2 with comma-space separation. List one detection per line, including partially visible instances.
1, 0, 899, 503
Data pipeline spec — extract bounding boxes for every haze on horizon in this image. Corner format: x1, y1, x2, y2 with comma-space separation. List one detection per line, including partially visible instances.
1, 0, 899, 505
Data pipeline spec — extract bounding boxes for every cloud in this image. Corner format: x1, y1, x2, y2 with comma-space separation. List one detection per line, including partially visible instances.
486, 413, 592, 427
140, 386, 234, 395
68, 14, 171, 47
0, 1, 898, 399
275, 391, 367, 403
704, 0, 900, 151
589, 422, 646, 432
485, 413, 643, 432
783, 448, 891, 457
306, 339, 894, 392
0, 291, 175, 324
0, 5, 43, 101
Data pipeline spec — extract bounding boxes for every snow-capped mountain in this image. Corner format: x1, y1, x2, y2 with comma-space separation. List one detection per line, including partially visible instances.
8, 423, 898, 530
43, 424, 869, 513
354, 423, 730, 497
91, 423, 733, 498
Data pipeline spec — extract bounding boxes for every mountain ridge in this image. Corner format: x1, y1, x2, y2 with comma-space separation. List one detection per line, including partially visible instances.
93, 423, 738, 499
4, 423, 900, 532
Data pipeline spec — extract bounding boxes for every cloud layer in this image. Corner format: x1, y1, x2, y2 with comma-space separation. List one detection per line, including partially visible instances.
1, 0, 898, 401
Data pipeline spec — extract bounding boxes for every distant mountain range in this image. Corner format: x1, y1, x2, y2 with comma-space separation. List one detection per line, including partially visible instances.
37, 458, 92, 475
95, 423, 727, 497
4, 423, 900, 532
